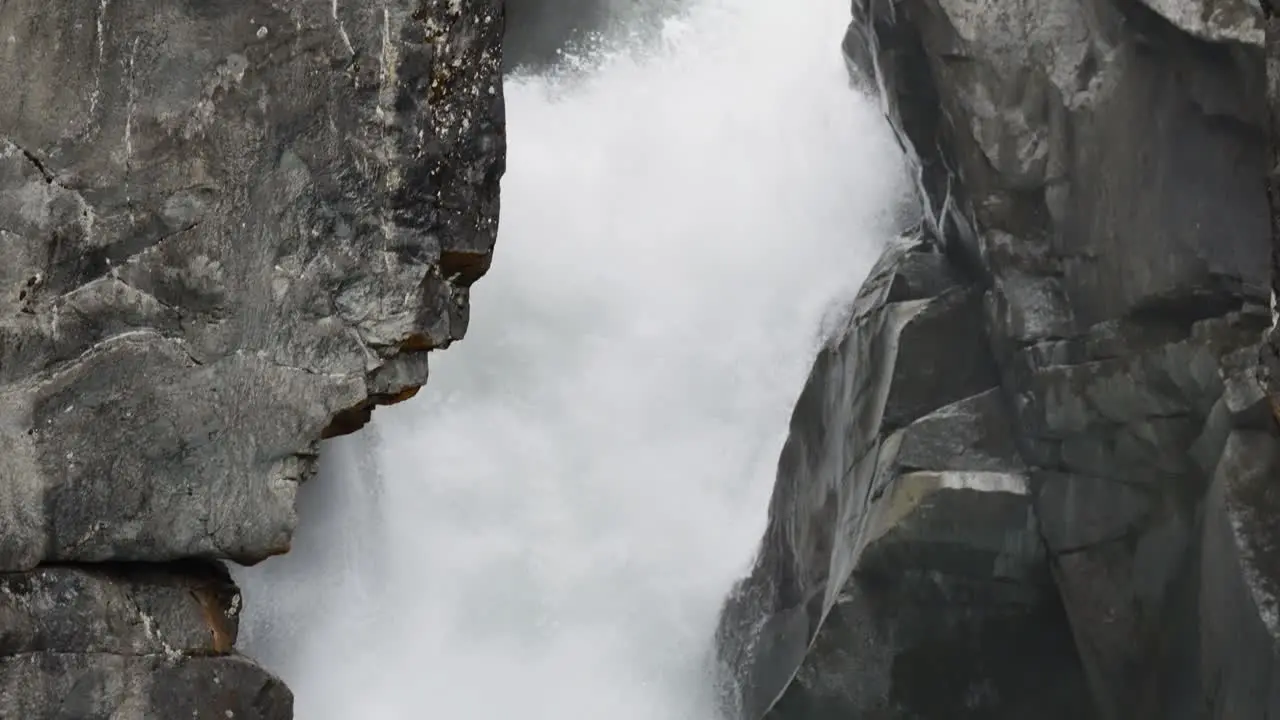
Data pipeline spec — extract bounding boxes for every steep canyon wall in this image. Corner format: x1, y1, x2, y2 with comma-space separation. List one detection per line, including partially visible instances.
718, 0, 1280, 717
0, 1, 504, 716
6, 0, 1280, 717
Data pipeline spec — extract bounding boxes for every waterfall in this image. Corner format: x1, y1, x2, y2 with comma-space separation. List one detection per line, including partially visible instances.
234, 0, 905, 716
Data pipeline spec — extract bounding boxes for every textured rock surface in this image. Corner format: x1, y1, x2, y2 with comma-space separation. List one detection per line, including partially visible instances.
717, 0, 1280, 716
0, 563, 291, 718
0, 0, 504, 569
0, 0, 505, 716
716, 234, 1095, 719
1199, 430, 1280, 717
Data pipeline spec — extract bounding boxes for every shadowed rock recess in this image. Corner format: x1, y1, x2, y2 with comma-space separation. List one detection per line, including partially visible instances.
0, 0, 504, 716
717, 0, 1280, 717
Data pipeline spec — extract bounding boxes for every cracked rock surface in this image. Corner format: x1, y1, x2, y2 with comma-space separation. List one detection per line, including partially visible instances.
0, 0, 505, 716
0, 0, 504, 569
0, 563, 292, 718
717, 0, 1280, 717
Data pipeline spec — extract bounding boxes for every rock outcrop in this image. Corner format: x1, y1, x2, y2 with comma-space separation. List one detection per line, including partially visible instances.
718, 0, 1280, 717
0, 0, 504, 716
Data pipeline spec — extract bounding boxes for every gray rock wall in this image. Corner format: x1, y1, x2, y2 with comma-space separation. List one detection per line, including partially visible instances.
0, 0, 505, 716
717, 0, 1280, 717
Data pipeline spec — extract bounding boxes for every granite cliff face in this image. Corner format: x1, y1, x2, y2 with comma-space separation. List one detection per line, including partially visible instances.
718, 0, 1280, 717
0, 1, 504, 716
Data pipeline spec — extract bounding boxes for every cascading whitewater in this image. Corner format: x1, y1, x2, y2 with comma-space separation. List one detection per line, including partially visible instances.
233, 0, 906, 717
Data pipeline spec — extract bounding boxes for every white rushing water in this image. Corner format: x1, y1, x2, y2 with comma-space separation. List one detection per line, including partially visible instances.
235, 0, 905, 717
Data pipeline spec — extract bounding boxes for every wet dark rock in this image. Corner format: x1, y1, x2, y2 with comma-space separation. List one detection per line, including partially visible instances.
768, 573, 1086, 720
892, 389, 1024, 473
505, 0, 613, 69
717, 0, 1280, 716
0, 0, 504, 569
1, 654, 292, 720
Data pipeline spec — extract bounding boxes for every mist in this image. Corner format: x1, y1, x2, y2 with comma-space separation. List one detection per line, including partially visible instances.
234, 0, 907, 717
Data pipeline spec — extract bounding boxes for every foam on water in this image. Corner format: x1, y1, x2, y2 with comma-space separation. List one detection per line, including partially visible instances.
235, 0, 906, 717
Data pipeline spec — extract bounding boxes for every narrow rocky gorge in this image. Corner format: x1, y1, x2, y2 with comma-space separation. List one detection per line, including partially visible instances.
0, 1, 503, 715
7, 0, 1280, 717
717, 0, 1280, 717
